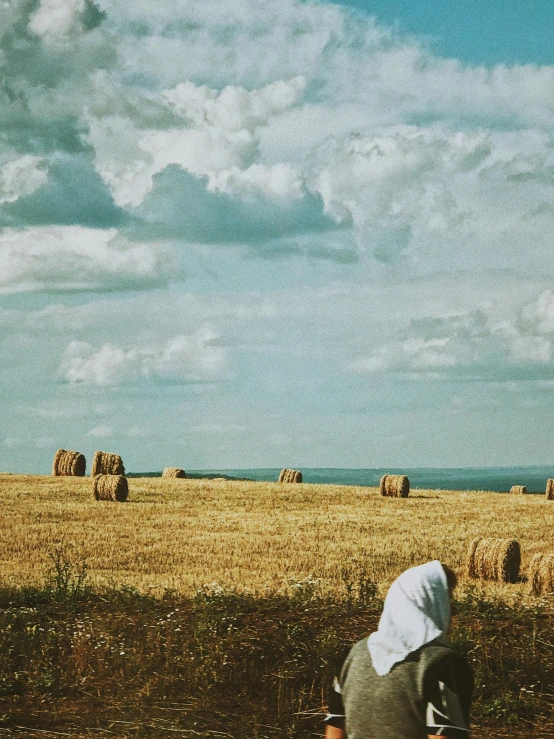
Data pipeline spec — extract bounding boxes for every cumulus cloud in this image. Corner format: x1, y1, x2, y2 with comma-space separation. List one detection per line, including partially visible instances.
87, 76, 306, 208
0, 153, 125, 229
0, 226, 178, 294
58, 329, 228, 385
129, 164, 333, 245
352, 292, 554, 379
28, 0, 86, 45
207, 163, 305, 202
2, 0, 554, 270
0, 156, 48, 204
308, 126, 554, 265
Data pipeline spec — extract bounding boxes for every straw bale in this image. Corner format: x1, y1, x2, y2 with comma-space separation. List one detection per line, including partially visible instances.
91, 451, 125, 477
162, 467, 187, 479
546, 479, 554, 500
380, 474, 409, 498
278, 468, 302, 483
52, 449, 86, 477
510, 485, 527, 495
467, 537, 520, 583
528, 553, 554, 595
92, 474, 128, 502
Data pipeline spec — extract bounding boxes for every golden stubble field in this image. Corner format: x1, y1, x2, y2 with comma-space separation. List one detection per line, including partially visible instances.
1, 473, 553, 599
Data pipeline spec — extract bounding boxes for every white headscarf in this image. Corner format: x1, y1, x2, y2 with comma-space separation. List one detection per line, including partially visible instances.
367, 560, 451, 676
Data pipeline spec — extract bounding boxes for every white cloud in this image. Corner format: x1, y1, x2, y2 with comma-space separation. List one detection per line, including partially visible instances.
351, 294, 554, 378
0, 226, 178, 294
58, 329, 228, 385
207, 163, 305, 202
3, 0, 554, 269
87, 425, 113, 438
0, 156, 48, 204
87, 76, 306, 208
28, 0, 86, 45
307, 126, 554, 265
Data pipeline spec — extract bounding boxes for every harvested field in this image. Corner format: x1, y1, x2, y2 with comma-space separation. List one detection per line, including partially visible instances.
0, 475, 552, 598
1, 475, 554, 739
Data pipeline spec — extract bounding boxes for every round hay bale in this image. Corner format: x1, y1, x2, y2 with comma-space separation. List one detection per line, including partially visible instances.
466, 537, 520, 583
546, 479, 554, 500
52, 449, 86, 477
380, 474, 409, 498
510, 485, 527, 495
91, 451, 125, 477
528, 553, 554, 595
278, 468, 302, 483
162, 467, 187, 479
92, 474, 128, 502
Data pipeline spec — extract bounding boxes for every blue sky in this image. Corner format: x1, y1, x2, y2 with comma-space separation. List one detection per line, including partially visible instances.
2, 0, 554, 473
341, 0, 554, 65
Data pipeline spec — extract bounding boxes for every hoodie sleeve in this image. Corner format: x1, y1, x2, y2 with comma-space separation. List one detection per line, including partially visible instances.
323, 676, 346, 729
425, 655, 473, 737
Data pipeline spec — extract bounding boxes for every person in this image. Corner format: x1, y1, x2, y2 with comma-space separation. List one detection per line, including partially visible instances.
324, 560, 473, 739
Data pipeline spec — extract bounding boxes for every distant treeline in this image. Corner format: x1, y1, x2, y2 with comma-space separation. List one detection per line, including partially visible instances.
127, 471, 253, 481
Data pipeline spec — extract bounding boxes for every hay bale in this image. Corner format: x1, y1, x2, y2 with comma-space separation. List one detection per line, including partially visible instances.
278, 468, 303, 483
546, 479, 554, 500
52, 449, 86, 477
528, 554, 554, 595
91, 451, 124, 477
162, 467, 187, 479
467, 537, 520, 583
380, 474, 409, 498
92, 474, 128, 502
510, 485, 527, 495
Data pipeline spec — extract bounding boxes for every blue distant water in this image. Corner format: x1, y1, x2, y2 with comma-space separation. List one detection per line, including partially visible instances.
186, 467, 554, 493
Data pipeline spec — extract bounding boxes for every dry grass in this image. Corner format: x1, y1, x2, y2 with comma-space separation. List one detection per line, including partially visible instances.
0, 475, 552, 598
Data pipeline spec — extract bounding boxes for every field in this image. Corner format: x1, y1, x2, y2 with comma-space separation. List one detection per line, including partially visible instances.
1, 474, 553, 597
1, 474, 554, 738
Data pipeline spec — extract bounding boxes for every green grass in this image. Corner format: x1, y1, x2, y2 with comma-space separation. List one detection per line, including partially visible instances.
0, 553, 553, 738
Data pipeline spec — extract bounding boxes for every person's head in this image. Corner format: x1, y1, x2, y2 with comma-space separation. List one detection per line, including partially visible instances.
441, 563, 458, 595
367, 560, 456, 676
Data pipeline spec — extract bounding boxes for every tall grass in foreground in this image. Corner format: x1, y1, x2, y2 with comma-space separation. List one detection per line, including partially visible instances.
0, 553, 553, 738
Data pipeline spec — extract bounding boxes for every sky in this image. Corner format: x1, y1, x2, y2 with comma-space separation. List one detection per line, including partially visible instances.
2, 0, 554, 473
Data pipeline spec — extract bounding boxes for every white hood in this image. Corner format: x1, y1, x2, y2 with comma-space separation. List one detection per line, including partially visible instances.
367, 560, 451, 676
